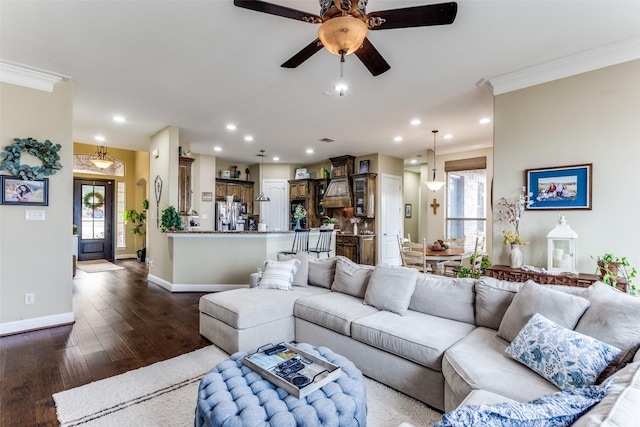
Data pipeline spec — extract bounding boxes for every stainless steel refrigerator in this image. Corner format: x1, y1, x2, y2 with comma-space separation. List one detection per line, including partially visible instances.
216, 200, 247, 231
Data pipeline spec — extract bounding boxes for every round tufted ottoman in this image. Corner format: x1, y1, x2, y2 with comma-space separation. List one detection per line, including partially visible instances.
195, 343, 367, 427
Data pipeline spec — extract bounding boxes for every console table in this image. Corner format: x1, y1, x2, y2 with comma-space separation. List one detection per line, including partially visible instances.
485, 265, 626, 293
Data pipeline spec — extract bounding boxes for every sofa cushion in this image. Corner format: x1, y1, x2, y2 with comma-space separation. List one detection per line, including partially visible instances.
293, 292, 378, 336
352, 310, 475, 371
573, 362, 640, 427
435, 380, 613, 427
259, 259, 300, 290
459, 390, 516, 407
506, 313, 621, 391
442, 327, 560, 406
199, 286, 330, 329
597, 343, 640, 384
308, 256, 338, 288
409, 274, 475, 324
575, 281, 640, 350
331, 257, 374, 298
364, 264, 418, 315
474, 277, 522, 330
497, 280, 590, 342
277, 252, 309, 287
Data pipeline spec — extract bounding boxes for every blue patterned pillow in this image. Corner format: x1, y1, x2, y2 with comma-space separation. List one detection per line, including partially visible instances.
506, 313, 621, 391
434, 379, 614, 427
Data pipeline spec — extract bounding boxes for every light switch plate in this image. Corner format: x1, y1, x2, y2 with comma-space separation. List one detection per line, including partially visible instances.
25, 210, 45, 220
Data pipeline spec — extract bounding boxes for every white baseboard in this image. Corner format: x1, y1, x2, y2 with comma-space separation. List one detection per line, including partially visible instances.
147, 274, 248, 293
115, 253, 137, 259
0, 312, 75, 336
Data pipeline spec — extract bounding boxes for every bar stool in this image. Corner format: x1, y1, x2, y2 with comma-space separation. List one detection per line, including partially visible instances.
280, 229, 310, 254
308, 229, 333, 258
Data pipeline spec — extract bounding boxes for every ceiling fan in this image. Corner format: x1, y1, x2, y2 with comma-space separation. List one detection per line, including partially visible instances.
233, 0, 457, 76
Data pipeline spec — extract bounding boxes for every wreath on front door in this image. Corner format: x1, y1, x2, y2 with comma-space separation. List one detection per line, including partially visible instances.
83, 191, 105, 210
0, 137, 63, 180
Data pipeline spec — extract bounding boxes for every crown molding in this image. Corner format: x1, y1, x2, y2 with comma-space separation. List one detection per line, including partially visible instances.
485, 36, 640, 95
0, 60, 71, 92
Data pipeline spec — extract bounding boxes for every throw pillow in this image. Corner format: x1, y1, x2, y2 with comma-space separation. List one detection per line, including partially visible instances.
364, 264, 418, 315
596, 343, 640, 384
409, 274, 475, 324
474, 277, 523, 330
575, 281, 640, 350
506, 313, 621, 391
308, 257, 338, 288
258, 259, 300, 291
434, 378, 614, 427
331, 257, 374, 298
277, 252, 309, 287
497, 280, 590, 342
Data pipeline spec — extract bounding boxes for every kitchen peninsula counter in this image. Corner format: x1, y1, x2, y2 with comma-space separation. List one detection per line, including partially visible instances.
151, 230, 334, 292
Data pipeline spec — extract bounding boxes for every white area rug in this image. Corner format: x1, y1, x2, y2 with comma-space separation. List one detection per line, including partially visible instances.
54, 345, 443, 427
77, 260, 125, 273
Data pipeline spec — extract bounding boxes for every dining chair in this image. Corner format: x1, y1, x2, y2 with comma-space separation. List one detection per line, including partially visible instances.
442, 236, 467, 276
280, 229, 310, 255
308, 229, 333, 258
399, 238, 428, 273
471, 235, 486, 274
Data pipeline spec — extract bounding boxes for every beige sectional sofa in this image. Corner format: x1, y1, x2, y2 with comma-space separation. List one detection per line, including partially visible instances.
199, 254, 640, 423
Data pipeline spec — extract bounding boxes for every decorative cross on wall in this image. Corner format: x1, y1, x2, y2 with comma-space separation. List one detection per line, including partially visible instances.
430, 198, 440, 215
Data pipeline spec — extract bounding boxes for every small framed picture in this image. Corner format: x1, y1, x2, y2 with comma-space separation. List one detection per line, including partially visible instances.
202, 191, 213, 202
1, 175, 49, 206
359, 160, 370, 174
295, 168, 307, 179
405, 204, 412, 218
526, 163, 592, 210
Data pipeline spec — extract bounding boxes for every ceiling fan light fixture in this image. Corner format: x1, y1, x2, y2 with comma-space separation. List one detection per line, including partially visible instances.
318, 17, 368, 56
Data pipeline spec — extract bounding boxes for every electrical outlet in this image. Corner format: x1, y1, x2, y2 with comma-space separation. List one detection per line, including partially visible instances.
25, 293, 35, 305
146, 258, 154, 267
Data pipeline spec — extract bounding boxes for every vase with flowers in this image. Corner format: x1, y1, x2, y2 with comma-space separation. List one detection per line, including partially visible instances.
350, 217, 361, 235
498, 187, 532, 268
293, 203, 307, 230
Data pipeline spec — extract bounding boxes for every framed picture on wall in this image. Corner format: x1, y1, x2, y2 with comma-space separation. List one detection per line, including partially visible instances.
525, 163, 592, 210
1, 175, 49, 206
405, 204, 412, 218
359, 160, 370, 174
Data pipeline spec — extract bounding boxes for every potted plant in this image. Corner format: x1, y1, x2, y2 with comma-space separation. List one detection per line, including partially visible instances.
591, 253, 637, 296
160, 205, 183, 232
123, 199, 148, 261
293, 204, 307, 230
456, 255, 492, 279
322, 216, 337, 229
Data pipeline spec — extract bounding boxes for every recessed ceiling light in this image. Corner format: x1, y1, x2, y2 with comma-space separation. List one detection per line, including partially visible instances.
306, 149, 314, 154
113, 115, 126, 123
94, 135, 106, 142
214, 146, 222, 152
410, 119, 421, 126
410, 159, 417, 164
394, 136, 403, 142
479, 118, 491, 124
244, 136, 253, 142
226, 124, 237, 131
273, 156, 280, 161
444, 134, 453, 139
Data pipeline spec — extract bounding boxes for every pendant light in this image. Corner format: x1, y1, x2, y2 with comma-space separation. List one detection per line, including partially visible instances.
255, 150, 270, 202
425, 130, 445, 191
91, 145, 113, 169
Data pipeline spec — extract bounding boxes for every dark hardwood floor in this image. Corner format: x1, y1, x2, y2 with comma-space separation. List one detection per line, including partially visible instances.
0, 259, 211, 426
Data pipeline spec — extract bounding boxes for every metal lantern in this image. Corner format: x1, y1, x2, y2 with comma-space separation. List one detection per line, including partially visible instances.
546, 215, 579, 273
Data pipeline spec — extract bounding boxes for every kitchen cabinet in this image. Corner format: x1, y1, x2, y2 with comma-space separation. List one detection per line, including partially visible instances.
241, 184, 254, 214
288, 179, 319, 228
351, 173, 376, 218
216, 179, 254, 212
179, 156, 195, 214
336, 234, 375, 265
315, 179, 330, 218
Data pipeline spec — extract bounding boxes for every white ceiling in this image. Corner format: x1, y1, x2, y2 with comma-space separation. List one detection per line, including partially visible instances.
1, 1, 639, 166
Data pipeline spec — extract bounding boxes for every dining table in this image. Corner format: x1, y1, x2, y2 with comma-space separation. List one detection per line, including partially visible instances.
423, 246, 471, 274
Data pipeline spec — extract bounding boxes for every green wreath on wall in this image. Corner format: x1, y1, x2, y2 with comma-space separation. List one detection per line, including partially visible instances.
83, 191, 105, 210
0, 137, 63, 180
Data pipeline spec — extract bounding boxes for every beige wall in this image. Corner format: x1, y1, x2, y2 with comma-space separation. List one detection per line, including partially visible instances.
403, 171, 420, 240
0, 81, 74, 332
493, 60, 640, 272
192, 153, 216, 230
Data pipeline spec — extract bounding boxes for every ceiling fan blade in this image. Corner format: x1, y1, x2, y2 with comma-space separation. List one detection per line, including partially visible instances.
234, 0, 322, 23
354, 38, 390, 76
281, 39, 324, 68
367, 2, 457, 30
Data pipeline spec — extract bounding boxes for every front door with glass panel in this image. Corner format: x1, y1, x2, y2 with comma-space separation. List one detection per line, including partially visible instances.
74, 178, 114, 261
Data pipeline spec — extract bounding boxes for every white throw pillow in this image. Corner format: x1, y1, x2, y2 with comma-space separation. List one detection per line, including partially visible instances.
258, 259, 300, 291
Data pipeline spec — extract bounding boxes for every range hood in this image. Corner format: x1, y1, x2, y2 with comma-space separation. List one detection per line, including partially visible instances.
323, 155, 355, 208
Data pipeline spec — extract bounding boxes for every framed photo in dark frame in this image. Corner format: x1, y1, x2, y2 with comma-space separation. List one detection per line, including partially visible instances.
1, 175, 49, 206
405, 204, 412, 218
359, 160, 370, 174
525, 164, 592, 210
